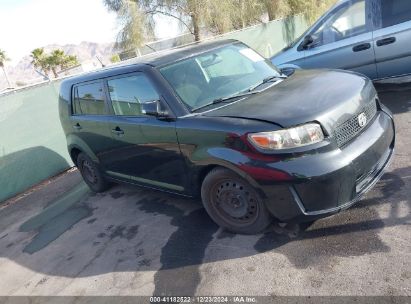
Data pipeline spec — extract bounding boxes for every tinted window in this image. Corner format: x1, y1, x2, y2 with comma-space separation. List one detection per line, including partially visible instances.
311, 0, 367, 46
73, 82, 105, 115
107, 74, 160, 116
381, 0, 411, 27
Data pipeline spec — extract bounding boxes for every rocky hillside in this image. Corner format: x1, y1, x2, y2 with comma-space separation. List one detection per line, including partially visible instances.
0, 41, 115, 90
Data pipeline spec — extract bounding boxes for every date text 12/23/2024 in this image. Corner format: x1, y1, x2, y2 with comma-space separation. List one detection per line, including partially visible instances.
150, 296, 257, 303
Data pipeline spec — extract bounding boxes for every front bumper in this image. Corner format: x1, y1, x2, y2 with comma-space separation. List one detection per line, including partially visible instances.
259, 109, 395, 222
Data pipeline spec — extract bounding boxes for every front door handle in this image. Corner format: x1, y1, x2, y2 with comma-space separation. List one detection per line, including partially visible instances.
73, 123, 82, 130
111, 126, 124, 136
376, 37, 396, 47
352, 43, 371, 52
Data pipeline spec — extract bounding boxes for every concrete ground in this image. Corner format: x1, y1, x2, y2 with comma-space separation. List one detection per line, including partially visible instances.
0, 85, 410, 297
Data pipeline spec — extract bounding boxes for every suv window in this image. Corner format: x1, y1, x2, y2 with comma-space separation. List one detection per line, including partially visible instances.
381, 0, 411, 28
107, 74, 160, 116
311, 0, 367, 47
73, 82, 106, 115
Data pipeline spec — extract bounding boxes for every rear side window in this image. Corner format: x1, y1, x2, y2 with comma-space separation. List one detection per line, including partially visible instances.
107, 74, 160, 116
73, 82, 106, 115
381, 0, 411, 28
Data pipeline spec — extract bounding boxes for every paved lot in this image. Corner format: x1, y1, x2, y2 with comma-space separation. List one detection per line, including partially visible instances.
0, 85, 410, 297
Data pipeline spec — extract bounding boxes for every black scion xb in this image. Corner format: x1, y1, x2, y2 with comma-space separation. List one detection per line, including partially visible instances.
59, 39, 395, 234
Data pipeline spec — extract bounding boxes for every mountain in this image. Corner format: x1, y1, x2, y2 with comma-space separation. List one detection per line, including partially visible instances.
0, 41, 115, 90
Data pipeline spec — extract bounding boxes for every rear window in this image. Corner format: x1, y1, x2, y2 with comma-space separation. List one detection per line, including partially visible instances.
381, 0, 411, 28
72, 82, 106, 115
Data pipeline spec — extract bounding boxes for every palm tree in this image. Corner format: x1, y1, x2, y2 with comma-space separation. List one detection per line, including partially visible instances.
0, 49, 12, 88
60, 55, 79, 70
31, 48, 80, 78
47, 49, 66, 78
30, 48, 50, 77
48, 50, 79, 77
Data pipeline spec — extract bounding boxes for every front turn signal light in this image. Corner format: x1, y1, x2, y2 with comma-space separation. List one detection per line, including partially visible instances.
248, 123, 324, 150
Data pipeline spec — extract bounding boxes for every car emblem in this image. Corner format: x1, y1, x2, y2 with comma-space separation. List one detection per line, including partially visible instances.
358, 112, 367, 127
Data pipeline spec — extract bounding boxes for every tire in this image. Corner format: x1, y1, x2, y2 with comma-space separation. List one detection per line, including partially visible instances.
201, 167, 272, 234
77, 152, 110, 193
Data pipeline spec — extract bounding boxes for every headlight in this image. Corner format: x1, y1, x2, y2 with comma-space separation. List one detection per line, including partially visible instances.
248, 123, 324, 150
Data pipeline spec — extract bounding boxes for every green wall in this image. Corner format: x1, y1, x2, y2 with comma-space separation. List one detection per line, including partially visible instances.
0, 81, 73, 202
0, 15, 308, 203
216, 15, 308, 58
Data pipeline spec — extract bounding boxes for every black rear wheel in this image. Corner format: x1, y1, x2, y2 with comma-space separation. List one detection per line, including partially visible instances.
77, 152, 110, 193
201, 168, 272, 234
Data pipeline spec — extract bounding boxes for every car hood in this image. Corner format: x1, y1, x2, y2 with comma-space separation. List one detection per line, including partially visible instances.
202, 69, 376, 134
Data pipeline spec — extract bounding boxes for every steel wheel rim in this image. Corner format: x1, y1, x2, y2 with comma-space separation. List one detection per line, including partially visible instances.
210, 179, 259, 227
82, 160, 98, 185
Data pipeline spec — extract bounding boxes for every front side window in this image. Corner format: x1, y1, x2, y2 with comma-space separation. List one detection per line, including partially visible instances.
381, 0, 411, 28
107, 74, 160, 116
73, 82, 105, 115
310, 0, 367, 47
159, 43, 281, 110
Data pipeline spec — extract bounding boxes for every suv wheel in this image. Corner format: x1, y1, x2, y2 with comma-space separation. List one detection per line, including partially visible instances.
201, 167, 272, 234
77, 152, 110, 192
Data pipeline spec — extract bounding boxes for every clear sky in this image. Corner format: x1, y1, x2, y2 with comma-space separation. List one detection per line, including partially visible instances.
0, 0, 181, 65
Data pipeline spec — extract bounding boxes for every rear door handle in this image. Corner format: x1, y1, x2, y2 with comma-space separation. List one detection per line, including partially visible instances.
73, 123, 82, 130
111, 127, 124, 136
352, 43, 371, 52
376, 37, 396, 47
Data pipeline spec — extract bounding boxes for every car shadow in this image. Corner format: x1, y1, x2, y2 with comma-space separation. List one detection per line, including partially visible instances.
0, 163, 409, 295
375, 81, 411, 115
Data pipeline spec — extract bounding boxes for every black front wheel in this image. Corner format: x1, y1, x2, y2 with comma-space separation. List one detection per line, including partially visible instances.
77, 152, 111, 193
201, 168, 272, 234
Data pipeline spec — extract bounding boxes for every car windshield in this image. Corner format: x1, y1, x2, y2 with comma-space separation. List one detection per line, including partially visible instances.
159, 43, 281, 112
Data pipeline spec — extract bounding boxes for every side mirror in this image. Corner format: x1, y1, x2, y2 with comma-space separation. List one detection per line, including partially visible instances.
141, 100, 170, 118
297, 35, 314, 51
280, 67, 295, 77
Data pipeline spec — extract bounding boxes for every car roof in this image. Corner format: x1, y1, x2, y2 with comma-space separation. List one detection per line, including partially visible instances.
134, 38, 238, 66
61, 39, 239, 86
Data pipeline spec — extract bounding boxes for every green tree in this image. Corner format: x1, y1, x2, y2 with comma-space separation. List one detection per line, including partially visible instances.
262, 0, 290, 21
31, 48, 79, 78
262, 0, 336, 23
47, 49, 65, 78
155, 0, 203, 41
0, 49, 12, 88
200, 0, 262, 34
61, 55, 79, 70
139, 0, 263, 40
30, 48, 50, 77
104, 0, 337, 50
104, 0, 154, 50
110, 54, 121, 63
104, 0, 245, 45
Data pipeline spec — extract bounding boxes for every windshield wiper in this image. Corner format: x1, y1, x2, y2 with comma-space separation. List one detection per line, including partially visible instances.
247, 75, 287, 92
191, 91, 259, 113
190, 75, 287, 113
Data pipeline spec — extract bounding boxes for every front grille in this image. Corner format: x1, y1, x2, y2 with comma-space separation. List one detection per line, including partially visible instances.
333, 100, 378, 148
